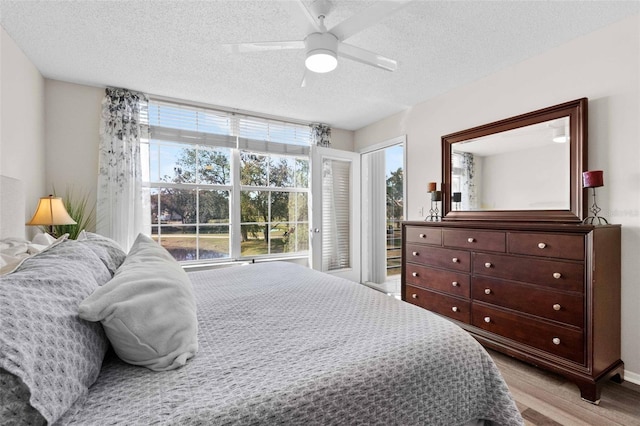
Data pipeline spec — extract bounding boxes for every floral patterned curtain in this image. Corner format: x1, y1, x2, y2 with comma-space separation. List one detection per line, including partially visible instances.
311, 123, 331, 147
460, 152, 478, 210
97, 87, 149, 250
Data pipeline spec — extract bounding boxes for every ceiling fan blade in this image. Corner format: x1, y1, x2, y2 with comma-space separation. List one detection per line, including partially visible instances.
329, 0, 413, 41
224, 40, 305, 54
281, 0, 323, 34
337, 42, 397, 72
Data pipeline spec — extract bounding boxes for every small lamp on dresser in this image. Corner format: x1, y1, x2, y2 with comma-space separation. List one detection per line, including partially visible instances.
426, 182, 441, 221
582, 170, 608, 224
26, 195, 77, 236
452, 192, 462, 211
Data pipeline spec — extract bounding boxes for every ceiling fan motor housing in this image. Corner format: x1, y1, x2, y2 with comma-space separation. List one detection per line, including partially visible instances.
305, 32, 339, 73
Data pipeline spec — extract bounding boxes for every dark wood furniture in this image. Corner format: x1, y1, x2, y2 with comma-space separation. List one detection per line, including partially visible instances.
401, 221, 623, 404
441, 98, 588, 223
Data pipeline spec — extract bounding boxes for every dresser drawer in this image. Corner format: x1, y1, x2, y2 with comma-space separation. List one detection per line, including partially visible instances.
472, 303, 584, 364
472, 276, 583, 327
405, 264, 470, 298
509, 232, 584, 260
406, 285, 470, 323
473, 253, 583, 292
405, 226, 442, 245
406, 244, 470, 272
443, 229, 506, 252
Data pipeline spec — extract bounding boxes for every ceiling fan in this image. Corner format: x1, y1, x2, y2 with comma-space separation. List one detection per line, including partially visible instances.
225, 0, 411, 85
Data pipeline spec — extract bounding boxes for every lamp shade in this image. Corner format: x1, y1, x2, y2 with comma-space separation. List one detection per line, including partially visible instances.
582, 170, 604, 188
26, 195, 77, 226
452, 192, 462, 203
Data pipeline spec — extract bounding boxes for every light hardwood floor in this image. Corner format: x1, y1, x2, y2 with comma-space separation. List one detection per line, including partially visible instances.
488, 349, 640, 426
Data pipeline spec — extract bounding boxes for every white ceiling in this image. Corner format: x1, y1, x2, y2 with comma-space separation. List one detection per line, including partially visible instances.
1, 1, 638, 131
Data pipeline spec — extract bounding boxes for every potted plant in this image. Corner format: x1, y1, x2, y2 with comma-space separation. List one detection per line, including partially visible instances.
45, 187, 96, 239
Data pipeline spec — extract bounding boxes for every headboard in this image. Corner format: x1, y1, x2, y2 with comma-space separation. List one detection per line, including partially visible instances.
0, 175, 26, 239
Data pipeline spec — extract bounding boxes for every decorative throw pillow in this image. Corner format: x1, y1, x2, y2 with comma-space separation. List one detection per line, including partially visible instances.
79, 233, 198, 371
0, 240, 111, 424
77, 231, 126, 275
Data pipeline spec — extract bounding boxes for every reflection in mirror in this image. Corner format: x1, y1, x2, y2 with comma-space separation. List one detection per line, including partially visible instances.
451, 117, 570, 211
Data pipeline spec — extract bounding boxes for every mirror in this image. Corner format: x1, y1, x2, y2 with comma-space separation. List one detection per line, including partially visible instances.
442, 98, 587, 222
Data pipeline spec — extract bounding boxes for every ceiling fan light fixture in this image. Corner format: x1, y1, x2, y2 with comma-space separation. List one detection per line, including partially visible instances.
305, 50, 337, 73
305, 32, 338, 73
552, 127, 569, 143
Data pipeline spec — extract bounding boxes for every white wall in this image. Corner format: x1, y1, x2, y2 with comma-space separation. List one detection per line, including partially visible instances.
0, 27, 46, 237
45, 79, 104, 231
330, 127, 354, 151
354, 15, 640, 382
480, 143, 569, 210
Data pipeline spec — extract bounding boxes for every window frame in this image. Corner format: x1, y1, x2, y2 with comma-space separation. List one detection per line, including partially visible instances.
143, 100, 312, 264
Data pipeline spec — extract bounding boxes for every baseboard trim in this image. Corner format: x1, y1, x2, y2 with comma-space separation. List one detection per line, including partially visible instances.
624, 369, 640, 386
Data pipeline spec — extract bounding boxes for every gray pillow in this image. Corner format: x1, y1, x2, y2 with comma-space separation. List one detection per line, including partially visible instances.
79, 233, 198, 371
77, 231, 127, 275
0, 240, 112, 424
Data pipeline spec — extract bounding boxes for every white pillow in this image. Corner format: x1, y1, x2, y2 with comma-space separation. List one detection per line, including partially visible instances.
32, 232, 57, 246
78, 233, 198, 371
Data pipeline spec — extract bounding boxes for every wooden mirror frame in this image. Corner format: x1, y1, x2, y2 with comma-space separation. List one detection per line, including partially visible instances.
442, 98, 587, 222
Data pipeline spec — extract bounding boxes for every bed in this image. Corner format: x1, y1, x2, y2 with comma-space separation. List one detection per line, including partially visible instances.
0, 179, 523, 426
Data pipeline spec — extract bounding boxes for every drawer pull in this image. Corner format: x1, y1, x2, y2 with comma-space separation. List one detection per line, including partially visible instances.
553, 272, 562, 279
452, 281, 459, 287
452, 306, 459, 312
419, 233, 426, 239
467, 237, 475, 243
411, 293, 418, 299
484, 288, 491, 295
553, 303, 561, 311
412, 272, 419, 277
552, 337, 561, 345
484, 316, 491, 323
452, 257, 459, 263
484, 262, 492, 268
538, 242, 547, 249
412, 251, 419, 256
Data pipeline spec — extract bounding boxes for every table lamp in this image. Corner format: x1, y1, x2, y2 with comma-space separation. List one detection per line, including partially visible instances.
26, 195, 77, 236
582, 170, 608, 224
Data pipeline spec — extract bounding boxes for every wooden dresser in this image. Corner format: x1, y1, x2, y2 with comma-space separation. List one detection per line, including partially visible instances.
401, 221, 623, 403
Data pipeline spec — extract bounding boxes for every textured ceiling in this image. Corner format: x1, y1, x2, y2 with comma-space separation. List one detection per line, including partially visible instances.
1, 1, 638, 130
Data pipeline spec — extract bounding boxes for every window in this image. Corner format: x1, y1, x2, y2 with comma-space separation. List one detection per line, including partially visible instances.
142, 100, 311, 263
240, 152, 309, 257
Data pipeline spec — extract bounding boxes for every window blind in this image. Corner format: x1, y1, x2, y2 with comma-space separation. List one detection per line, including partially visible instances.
147, 100, 312, 155
148, 100, 233, 135
322, 159, 351, 271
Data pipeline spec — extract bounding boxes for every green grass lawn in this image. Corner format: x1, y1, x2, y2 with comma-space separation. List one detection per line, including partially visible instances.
154, 234, 293, 257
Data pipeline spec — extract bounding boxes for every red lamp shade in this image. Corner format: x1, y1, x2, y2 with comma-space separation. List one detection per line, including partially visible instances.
582, 170, 604, 188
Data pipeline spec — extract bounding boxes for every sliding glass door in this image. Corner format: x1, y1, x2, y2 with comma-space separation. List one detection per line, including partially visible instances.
361, 138, 405, 290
